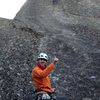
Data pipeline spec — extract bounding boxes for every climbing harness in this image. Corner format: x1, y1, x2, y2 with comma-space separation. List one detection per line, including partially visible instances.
34, 89, 57, 100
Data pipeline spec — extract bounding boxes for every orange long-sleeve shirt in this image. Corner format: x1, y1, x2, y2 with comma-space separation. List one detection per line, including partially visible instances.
32, 63, 55, 92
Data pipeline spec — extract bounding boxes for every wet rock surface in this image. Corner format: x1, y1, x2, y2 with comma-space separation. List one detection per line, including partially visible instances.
0, 0, 100, 100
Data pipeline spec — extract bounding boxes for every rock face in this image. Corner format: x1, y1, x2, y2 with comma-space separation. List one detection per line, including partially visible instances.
0, 18, 11, 28
0, 0, 100, 100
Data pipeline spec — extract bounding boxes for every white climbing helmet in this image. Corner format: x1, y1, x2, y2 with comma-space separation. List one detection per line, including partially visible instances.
37, 53, 48, 61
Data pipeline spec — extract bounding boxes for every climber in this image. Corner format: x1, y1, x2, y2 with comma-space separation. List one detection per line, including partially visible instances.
32, 52, 59, 100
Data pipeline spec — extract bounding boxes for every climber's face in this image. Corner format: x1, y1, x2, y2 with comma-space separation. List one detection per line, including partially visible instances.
38, 59, 47, 66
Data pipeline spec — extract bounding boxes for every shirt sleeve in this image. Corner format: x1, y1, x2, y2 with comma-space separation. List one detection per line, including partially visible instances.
33, 63, 55, 78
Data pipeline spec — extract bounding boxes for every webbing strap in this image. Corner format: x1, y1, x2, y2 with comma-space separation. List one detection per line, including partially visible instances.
35, 91, 47, 95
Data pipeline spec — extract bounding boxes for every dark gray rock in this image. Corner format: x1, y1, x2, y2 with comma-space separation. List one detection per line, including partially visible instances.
0, 20, 44, 100
0, 0, 100, 100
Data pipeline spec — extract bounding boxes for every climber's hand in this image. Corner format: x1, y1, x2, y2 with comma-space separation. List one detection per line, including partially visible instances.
53, 57, 59, 64
52, 88, 56, 92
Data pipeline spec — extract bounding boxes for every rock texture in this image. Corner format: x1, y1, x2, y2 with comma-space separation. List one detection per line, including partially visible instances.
0, 18, 11, 29
0, 0, 100, 100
